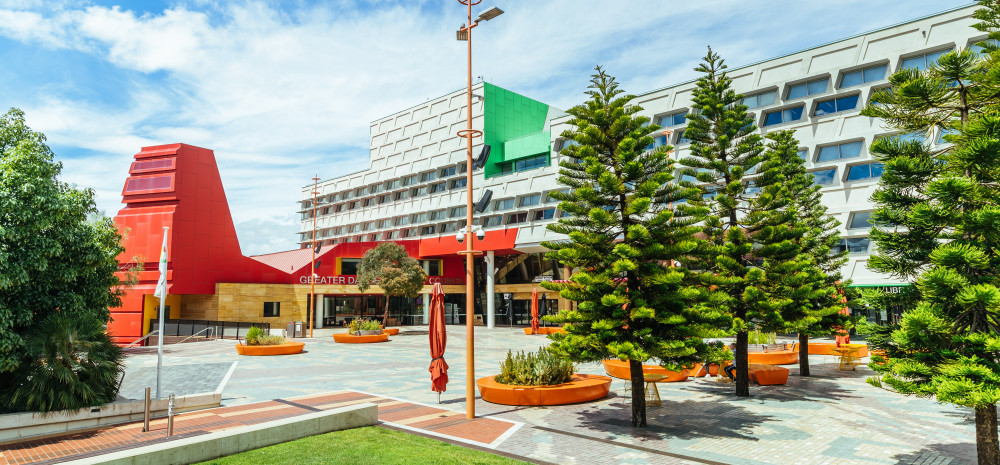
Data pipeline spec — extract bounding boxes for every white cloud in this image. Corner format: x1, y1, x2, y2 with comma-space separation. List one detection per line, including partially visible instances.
0, 0, 968, 254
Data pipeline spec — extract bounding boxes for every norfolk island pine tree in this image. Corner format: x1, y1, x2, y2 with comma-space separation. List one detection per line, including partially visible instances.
679, 48, 807, 397
541, 66, 726, 427
859, 2, 1000, 462
356, 242, 428, 328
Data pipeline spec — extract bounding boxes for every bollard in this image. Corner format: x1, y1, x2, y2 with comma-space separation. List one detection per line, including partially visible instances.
166, 394, 175, 437
142, 387, 151, 432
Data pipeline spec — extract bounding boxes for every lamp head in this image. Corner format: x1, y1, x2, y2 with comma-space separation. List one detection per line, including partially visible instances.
456, 26, 469, 41
476, 6, 504, 22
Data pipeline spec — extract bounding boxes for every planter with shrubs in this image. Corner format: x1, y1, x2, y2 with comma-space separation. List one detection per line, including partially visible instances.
333, 319, 390, 343
477, 347, 611, 406
235, 326, 304, 356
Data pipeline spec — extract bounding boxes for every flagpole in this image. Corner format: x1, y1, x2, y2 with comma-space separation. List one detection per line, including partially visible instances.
156, 227, 169, 399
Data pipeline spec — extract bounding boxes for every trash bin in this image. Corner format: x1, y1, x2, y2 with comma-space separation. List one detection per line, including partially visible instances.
286, 322, 305, 338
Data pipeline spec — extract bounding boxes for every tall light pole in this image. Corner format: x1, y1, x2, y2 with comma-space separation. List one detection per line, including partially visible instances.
309, 174, 319, 338
456, 1, 503, 420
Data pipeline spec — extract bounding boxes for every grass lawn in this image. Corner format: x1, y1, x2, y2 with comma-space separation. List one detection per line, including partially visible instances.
196, 426, 530, 465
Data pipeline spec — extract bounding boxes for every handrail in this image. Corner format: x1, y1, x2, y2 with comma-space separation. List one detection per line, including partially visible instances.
124, 330, 159, 349
176, 326, 216, 345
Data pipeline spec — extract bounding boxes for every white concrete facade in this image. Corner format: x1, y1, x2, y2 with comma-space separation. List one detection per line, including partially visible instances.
300, 5, 981, 287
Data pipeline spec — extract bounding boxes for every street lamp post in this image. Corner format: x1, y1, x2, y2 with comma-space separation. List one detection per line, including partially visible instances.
456, 1, 503, 420
309, 175, 320, 338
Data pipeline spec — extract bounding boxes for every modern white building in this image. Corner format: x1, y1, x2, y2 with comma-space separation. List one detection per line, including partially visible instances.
300, 4, 981, 326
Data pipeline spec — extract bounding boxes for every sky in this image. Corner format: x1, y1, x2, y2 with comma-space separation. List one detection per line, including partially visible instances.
0, 0, 971, 255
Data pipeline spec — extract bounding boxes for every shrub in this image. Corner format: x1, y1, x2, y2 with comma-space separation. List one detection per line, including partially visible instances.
747, 330, 776, 345
246, 326, 286, 346
347, 319, 382, 333
494, 347, 574, 386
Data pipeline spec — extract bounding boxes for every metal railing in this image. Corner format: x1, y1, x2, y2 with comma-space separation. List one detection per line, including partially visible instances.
148, 319, 269, 342
176, 326, 217, 344
124, 330, 160, 349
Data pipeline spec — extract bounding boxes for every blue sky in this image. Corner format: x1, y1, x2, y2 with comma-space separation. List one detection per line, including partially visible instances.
0, 0, 971, 254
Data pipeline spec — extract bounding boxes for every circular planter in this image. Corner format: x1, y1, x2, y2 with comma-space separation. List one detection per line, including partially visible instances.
477, 374, 611, 406
523, 327, 566, 335
602, 359, 689, 382
382, 328, 400, 336
333, 333, 389, 343
235, 341, 305, 356
747, 350, 799, 366
807, 343, 869, 357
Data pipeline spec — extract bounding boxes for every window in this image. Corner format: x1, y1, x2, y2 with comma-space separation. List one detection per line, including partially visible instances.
429, 210, 446, 221
394, 216, 410, 226
743, 90, 777, 109
263, 302, 280, 317
342, 190, 354, 200
841, 64, 887, 88
811, 168, 837, 185
439, 166, 457, 177
971, 38, 1000, 54
519, 194, 541, 207
371, 233, 382, 241
394, 190, 409, 201
362, 198, 372, 207
902, 49, 951, 71
131, 158, 175, 173
675, 130, 691, 144
507, 212, 528, 224
124, 175, 173, 193
797, 149, 808, 160
458, 162, 467, 173
497, 162, 514, 175
492, 198, 515, 211
347, 224, 360, 233
411, 186, 427, 197
848, 211, 873, 229
745, 181, 761, 195
482, 215, 502, 227
556, 139, 580, 151
787, 78, 829, 99
361, 222, 374, 231
422, 260, 443, 276
347, 201, 359, 210
341, 258, 361, 275
370, 184, 384, 194
420, 171, 437, 182
355, 187, 367, 196
814, 95, 859, 116
846, 163, 884, 182
420, 225, 436, 235
378, 194, 391, 204
441, 222, 458, 233
763, 106, 804, 126
411, 212, 428, 223
334, 204, 344, 213
401, 175, 417, 186
385, 179, 400, 190
658, 112, 686, 127
836, 237, 871, 254
450, 178, 467, 189
896, 132, 925, 143
817, 141, 863, 162
514, 154, 548, 171
533, 208, 556, 221
430, 182, 447, 193
449, 206, 467, 218
546, 190, 568, 203
378, 219, 392, 228
387, 230, 400, 239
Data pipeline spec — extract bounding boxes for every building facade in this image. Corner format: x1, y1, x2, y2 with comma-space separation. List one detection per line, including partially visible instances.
299, 5, 983, 327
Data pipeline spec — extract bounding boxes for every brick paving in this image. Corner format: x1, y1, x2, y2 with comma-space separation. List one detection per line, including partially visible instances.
0, 390, 519, 464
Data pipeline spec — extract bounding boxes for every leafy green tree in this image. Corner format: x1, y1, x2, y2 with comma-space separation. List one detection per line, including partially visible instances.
356, 242, 428, 327
859, 3, 1000, 462
542, 66, 724, 427
680, 49, 805, 397
758, 130, 851, 376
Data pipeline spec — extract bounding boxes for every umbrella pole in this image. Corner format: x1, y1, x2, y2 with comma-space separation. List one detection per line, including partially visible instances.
438, 392, 441, 404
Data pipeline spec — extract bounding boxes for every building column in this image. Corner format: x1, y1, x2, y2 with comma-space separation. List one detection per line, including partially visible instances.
315, 294, 324, 329
486, 250, 496, 329
422, 293, 431, 325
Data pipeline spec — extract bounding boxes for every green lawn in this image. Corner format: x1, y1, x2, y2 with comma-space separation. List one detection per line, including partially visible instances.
196, 426, 531, 465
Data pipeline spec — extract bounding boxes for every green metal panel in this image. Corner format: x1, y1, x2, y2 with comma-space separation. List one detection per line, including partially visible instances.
482, 83, 551, 179
503, 130, 551, 162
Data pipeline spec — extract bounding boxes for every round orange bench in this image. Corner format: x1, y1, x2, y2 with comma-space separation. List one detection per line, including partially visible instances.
747, 350, 799, 365
382, 328, 400, 336
333, 333, 389, 343
524, 327, 566, 335
235, 341, 305, 356
601, 359, 689, 382
477, 373, 611, 406
806, 343, 869, 357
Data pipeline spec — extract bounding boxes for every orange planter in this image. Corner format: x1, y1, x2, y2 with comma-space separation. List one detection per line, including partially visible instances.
807, 343, 869, 357
748, 363, 789, 385
382, 328, 400, 336
235, 341, 305, 356
333, 333, 389, 343
601, 359, 689, 382
523, 327, 566, 335
747, 350, 799, 365
477, 374, 611, 406
687, 361, 730, 377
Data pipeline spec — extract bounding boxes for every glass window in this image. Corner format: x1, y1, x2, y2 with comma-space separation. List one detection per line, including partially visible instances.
355, 187, 367, 196
817, 141, 863, 162
658, 112, 687, 127
263, 302, 280, 317
411, 186, 427, 197
676, 130, 691, 144
370, 184, 383, 194
493, 198, 515, 211
450, 178, 467, 189
497, 162, 514, 175
124, 175, 173, 192
902, 49, 952, 71
519, 194, 541, 207
341, 258, 361, 275
971, 39, 1000, 54
449, 206, 467, 217
897, 132, 925, 143
420, 171, 437, 182
546, 190, 568, 203
514, 154, 548, 171
863, 65, 887, 83
507, 212, 528, 224
387, 230, 400, 239
556, 139, 579, 151
743, 90, 777, 109
420, 225, 436, 236
401, 175, 417, 186
763, 106, 804, 126
533, 208, 556, 221
482, 215, 502, 227
788, 78, 829, 99
849, 211, 873, 229
814, 95, 859, 116
411, 212, 428, 223
441, 222, 457, 233
846, 163, 884, 182
394, 216, 409, 226
422, 260, 443, 276
846, 237, 871, 254
440, 166, 457, 177
811, 168, 837, 185
385, 179, 400, 190
429, 210, 446, 221
430, 182, 447, 193
797, 149, 808, 160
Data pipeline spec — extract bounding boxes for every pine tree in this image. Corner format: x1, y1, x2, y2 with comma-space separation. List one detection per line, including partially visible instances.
860, 2, 1000, 462
680, 48, 804, 397
356, 242, 427, 327
542, 66, 724, 427
759, 130, 850, 376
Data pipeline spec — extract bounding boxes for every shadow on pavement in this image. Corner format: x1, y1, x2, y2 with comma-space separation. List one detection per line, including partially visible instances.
890, 442, 976, 465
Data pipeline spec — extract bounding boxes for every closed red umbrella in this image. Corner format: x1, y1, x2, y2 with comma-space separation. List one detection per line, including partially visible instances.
531, 288, 539, 335
428, 283, 448, 402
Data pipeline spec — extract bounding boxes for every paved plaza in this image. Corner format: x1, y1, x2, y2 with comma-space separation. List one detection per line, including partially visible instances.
96, 326, 975, 465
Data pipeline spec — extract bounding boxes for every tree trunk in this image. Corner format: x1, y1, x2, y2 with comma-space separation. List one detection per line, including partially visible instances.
381, 297, 390, 328
629, 359, 647, 427
798, 333, 810, 377
735, 331, 749, 397
976, 404, 1000, 465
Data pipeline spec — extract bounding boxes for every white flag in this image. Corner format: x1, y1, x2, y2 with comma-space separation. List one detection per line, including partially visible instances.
153, 232, 168, 299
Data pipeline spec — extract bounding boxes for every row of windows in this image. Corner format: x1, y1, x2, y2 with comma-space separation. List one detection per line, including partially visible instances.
305, 162, 469, 211
496, 154, 550, 175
